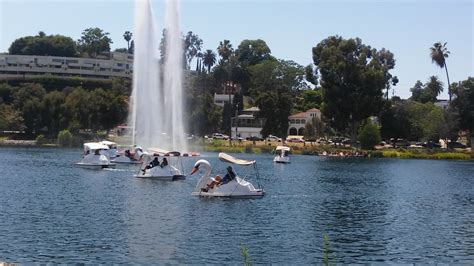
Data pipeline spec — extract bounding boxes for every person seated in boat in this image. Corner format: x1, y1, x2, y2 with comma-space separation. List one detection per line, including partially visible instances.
142, 157, 160, 174
201, 175, 222, 192
221, 166, 237, 185
94, 149, 100, 155
160, 157, 168, 168
124, 149, 132, 158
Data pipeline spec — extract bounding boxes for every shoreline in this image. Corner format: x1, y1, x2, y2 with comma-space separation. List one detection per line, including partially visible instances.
1, 139, 472, 161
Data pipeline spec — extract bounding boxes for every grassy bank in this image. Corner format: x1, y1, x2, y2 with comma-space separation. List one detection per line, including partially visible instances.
201, 140, 472, 160
371, 149, 472, 160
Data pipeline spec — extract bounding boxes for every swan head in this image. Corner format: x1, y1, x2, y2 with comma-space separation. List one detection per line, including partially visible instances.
189, 159, 211, 176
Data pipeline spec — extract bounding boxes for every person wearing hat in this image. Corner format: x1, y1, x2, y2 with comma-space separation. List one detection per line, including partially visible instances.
221, 166, 236, 185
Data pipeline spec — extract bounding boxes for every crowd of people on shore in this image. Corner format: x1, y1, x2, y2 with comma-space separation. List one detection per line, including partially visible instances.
319, 150, 368, 158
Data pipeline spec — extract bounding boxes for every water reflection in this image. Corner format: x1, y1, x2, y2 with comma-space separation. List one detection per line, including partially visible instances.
0, 148, 472, 264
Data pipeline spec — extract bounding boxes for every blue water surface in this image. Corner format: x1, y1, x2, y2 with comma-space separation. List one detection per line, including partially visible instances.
0, 147, 473, 264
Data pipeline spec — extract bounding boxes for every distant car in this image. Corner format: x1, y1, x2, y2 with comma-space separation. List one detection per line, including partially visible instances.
266, 135, 282, 142
287, 138, 305, 143
448, 142, 467, 149
393, 139, 410, 148
247, 136, 264, 141
317, 138, 329, 144
212, 133, 229, 140
422, 141, 441, 149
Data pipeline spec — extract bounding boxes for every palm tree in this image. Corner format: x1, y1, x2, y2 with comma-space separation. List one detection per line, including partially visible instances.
430, 42, 451, 100
217, 40, 233, 62
123, 31, 133, 51
202, 50, 217, 73
426, 75, 444, 101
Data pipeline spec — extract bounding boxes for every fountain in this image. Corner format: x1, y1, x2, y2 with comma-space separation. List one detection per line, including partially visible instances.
129, 0, 188, 152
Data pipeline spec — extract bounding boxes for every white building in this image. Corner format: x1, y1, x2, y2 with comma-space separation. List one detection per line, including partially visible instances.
0, 52, 133, 80
231, 107, 265, 139
214, 93, 234, 107
288, 108, 321, 136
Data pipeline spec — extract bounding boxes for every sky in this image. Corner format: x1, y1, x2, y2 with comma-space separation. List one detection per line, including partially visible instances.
0, 0, 472, 99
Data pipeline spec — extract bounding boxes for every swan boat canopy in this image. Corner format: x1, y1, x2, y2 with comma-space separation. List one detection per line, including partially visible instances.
99, 140, 118, 159
133, 148, 186, 180
273, 145, 291, 164
189, 152, 264, 198
75, 142, 116, 169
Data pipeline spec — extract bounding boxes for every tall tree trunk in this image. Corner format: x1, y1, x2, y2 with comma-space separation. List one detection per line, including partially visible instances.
444, 61, 451, 101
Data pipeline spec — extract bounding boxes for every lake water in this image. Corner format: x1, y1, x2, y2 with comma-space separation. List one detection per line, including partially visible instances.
0, 147, 473, 264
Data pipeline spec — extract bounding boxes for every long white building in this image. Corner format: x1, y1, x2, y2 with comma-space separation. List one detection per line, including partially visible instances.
0, 52, 133, 80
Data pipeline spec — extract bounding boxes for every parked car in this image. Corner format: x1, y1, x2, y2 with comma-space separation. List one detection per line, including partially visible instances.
317, 138, 329, 144
247, 136, 264, 141
448, 141, 467, 149
422, 141, 441, 148
266, 135, 282, 142
393, 138, 410, 148
212, 133, 229, 140
287, 137, 305, 143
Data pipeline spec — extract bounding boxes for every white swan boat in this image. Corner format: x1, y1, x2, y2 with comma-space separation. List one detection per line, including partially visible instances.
75, 142, 116, 169
134, 150, 185, 180
99, 140, 118, 159
273, 145, 290, 164
189, 152, 264, 198
111, 146, 144, 164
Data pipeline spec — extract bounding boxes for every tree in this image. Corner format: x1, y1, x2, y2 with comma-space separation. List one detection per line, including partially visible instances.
217, 39, 233, 62
451, 77, 474, 133
9, 33, 77, 57
358, 119, 381, 150
123, 31, 132, 51
235, 39, 272, 66
185, 75, 222, 135
305, 64, 318, 86
410, 80, 430, 103
0, 83, 13, 104
183, 31, 203, 69
202, 49, 217, 73
410, 77, 444, 103
430, 42, 451, 100
42, 91, 66, 136
304, 116, 324, 140
312, 36, 395, 143
63, 87, 92, 132
425, 75, 444, 100
129, 40, 134, 54
248, 59, 304, 137
77, 27, 113, 58
0, 104, 25, 131
295, 89, 322, 112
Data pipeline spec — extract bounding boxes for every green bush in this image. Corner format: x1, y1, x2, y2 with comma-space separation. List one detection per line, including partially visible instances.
370, 151, 383, 158
35, 134, 46, 145
358, 120, 381, 150
244, 145, 254, 153
259, 145, 274, 154
57, 130, 73, 147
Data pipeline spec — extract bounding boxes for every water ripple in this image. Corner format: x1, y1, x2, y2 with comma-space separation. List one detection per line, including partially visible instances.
0, 148, 473, 264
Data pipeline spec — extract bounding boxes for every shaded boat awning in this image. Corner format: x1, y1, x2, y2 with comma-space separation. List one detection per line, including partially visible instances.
218, 152, 255, 166
148, 147, 181, 156
275, 146, 290, 151
84, 142, 109, 150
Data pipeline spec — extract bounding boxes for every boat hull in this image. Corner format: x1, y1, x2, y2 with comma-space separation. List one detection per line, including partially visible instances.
75, 163, 116, 169
134, 174, 185, 181
273, 156, 290, 164
191, 190, 265, 198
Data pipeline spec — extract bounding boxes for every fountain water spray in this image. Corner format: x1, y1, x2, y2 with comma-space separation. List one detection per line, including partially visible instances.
129, 0, 188, 152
